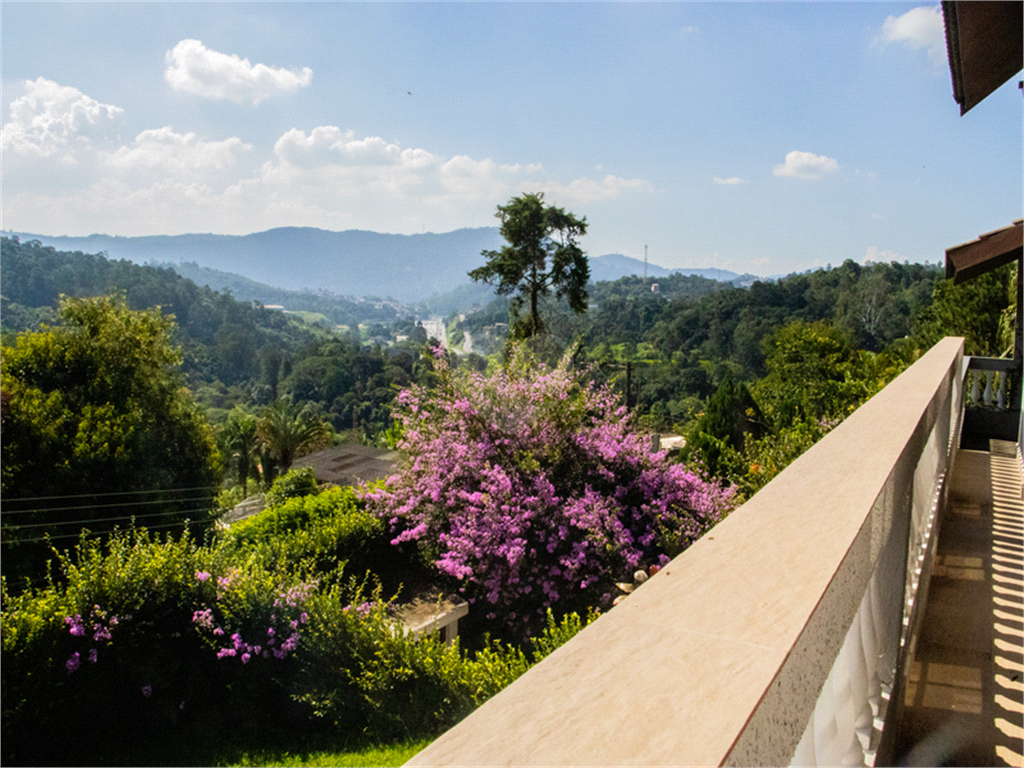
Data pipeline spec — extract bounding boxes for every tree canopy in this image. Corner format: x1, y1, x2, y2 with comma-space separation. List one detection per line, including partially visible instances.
469, 193, 589, 338
1, 296, 221, 577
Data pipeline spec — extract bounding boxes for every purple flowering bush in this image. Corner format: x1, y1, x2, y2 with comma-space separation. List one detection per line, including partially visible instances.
368, 343, 737, 632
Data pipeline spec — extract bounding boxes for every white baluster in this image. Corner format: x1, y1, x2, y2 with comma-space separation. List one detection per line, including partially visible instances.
971, 370, 981, 405
984, 370, 995, 407
791, 711, 817, 767
997, 371, 1007, 410
854, 610, 874, 752
814, 674, 839, 766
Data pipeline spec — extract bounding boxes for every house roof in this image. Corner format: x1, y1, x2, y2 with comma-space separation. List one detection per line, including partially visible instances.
942, 1, 1023, 115
945, 219, 1024, 284
292, 443, 402, 486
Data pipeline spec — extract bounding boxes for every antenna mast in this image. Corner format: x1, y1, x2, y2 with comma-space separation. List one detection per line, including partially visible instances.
644, 245, 648, 279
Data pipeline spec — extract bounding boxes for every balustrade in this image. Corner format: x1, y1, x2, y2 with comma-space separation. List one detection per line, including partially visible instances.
965, 356, 1015, 411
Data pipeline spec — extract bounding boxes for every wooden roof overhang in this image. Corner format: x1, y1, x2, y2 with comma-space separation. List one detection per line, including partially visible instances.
942, 1, 1023, 115
945, 219, 1024, 284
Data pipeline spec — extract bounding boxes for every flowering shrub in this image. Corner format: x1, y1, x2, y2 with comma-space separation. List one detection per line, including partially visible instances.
368, 342, 737, 631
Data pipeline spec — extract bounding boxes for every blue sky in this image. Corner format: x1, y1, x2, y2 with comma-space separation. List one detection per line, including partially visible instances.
2, 2, 1020, 277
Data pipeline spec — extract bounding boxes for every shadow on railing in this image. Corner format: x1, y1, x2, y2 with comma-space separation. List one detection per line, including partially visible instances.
406, 338, 969, 768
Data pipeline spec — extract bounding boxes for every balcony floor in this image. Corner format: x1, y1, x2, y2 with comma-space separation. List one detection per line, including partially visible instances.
894, 440, 1024, 767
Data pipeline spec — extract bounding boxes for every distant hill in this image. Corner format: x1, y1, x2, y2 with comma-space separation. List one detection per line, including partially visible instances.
8, 228, 763, 304
7, 228, 506, 304
588, 253, 760, 286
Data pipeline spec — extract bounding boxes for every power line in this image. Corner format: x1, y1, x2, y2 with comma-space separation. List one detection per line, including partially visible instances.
2, 505, 216, 531
1, 494, 215, 516
3, 485, 222, 504
2, 519, 208, 545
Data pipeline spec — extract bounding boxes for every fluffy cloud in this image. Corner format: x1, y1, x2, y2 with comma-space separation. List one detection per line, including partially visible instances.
5, 109, 648, 236
104, 127, 252, 177
876, 6, 945, 61
1, 77, 124, 158
713, 176, 744, 185
261, 126, 646, 208
164, 40, 312, 104
773, 151, 840, 180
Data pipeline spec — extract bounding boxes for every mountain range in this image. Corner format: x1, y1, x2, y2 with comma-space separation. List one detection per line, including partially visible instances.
7, 227, 760, 304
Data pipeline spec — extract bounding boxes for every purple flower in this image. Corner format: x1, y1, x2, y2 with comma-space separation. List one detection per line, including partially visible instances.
241, 653, 251, 664
88, 648, 98, 663
299, 612, 309, 624
66, 652, 80, 673
365, 340, 738, 631
141, 685, 152, 697
65, 615, 85, 637
195, 571, 211, 582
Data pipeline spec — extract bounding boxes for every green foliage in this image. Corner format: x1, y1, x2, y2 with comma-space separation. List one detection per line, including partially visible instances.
1, 296, 221, 582
753, 320, 864, 429
470, 193, 589, 338
685, 374, 765, 478
295, 587, 599, 739
221, 407, 262, 496
2, 490, 598, 763
258, 399, 332, 473
912, 262, 1015, 356
264, 467, 320, 508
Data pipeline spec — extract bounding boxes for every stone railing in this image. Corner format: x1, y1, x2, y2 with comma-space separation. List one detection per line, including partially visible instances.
406, 337, 966, 768
965, 355, 1015, 410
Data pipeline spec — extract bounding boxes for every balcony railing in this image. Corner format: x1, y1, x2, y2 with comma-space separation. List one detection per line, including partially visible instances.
406, 337, 974, 767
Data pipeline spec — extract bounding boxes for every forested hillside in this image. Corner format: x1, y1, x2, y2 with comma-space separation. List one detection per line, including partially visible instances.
0, 237, 435, 433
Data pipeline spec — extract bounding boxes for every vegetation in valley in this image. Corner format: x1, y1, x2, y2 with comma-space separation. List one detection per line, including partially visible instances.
2, 201, 1014, 765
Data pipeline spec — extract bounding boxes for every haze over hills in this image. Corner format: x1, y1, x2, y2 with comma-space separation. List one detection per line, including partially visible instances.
8, 228, 760, 304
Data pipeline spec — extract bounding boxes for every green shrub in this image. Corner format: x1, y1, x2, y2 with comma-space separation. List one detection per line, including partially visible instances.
264, 468, 320, 508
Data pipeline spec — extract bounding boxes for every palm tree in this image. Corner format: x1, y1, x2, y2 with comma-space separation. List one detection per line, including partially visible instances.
221, 407, 261, 499
257, 399, 331, 474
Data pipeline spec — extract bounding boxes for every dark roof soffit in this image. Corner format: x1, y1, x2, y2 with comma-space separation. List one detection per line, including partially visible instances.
942, 1, 1024, 115
945, 219, 1024, 284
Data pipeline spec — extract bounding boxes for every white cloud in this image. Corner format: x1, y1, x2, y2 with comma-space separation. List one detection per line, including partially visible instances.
875, 6, 946, 61
713, 176, 744, 185
105, 127, 252, 177
1, 77, 124, 158
864, 245, 902, 264
5, 117, 648, 236
773, 150, 840, 180
164, 39, 312, 104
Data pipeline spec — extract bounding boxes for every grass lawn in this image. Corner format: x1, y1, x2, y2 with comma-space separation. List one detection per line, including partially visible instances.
37, 731, 431, 767
225, 737, 431, 767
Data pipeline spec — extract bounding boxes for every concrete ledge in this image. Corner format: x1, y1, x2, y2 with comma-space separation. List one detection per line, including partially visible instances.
407, 337, 965, 768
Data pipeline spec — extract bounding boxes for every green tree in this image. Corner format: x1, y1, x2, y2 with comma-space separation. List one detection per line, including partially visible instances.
257, 399, 331, 473
1, 296, 221, 578
220, 407, 261, 498
913, 262, 1014, 356
753, 320, 863, 429
685, 374, 764, 479
469, 193, 589, 338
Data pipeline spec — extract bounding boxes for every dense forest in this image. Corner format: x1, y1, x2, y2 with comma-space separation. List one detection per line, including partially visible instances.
6, 232, 1014, 503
